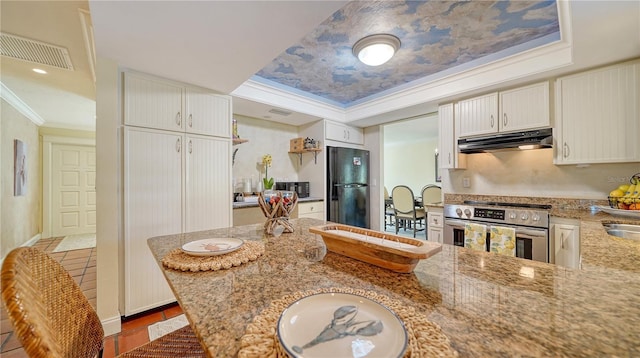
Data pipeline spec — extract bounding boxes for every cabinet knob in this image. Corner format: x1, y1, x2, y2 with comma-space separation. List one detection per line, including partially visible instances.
188, 139, 192, 154
176, 138, 181, 152
188, 114, 193, 128
490, 115, 494, 128
176, 112, 182, 126
563, 143, 570, 158
503, 113, 508, 127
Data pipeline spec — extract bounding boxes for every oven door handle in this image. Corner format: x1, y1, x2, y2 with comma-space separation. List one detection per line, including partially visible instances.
444, 219, 469, 229
514, 228, 547, 240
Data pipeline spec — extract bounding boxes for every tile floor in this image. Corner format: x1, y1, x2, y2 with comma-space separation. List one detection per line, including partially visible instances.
0, 237, 182, 357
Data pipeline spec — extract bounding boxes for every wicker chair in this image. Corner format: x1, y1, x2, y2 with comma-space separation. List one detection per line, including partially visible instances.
1, 247, 205, 357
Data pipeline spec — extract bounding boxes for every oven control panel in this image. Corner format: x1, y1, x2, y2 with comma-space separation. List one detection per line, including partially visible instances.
473, 208, 505, 220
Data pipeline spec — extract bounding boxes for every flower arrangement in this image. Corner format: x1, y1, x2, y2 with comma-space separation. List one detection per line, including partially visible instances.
262, 154, 274, 190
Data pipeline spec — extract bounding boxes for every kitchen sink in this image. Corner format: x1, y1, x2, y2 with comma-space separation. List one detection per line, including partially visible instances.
603, 224, 640, 240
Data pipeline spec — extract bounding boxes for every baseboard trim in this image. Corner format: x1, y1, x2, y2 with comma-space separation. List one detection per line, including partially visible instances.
101, 315, 122, 336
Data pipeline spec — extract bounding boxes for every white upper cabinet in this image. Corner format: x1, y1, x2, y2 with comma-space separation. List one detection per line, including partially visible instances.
555, 60, 640, 164
438, 103, 466, 169
458, 82, 550, 138
499, 82, 550, 132
124, 71, 231, 138
124, 72, 183, 132
184, 88, 231, 137
325, 120, 364, 145
457, 92, 499, 137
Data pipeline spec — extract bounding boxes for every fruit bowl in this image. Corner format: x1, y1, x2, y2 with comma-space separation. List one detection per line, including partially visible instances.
608, 196, 640, 210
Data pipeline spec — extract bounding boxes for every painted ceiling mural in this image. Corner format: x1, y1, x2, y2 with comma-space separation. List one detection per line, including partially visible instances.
254, 0, 560, 107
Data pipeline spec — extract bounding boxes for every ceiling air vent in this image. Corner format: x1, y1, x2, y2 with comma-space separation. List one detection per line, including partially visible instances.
268, 108, 292, 116
1, 32, 74, 70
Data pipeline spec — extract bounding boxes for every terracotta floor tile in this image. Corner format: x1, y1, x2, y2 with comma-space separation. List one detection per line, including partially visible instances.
1, 318, 15, 334
60, 256, 89, 265
84, 266, 97, 274
2, 333, 23, 351
80, 279, 96, 290
103, 335, 116, 358
0, 347, 27, 357
121, 312, 163, 332
83, 288, 97, 300
67, 268, 85, 278
61, 262, 87, 271
64, 249, 93, 258
117, 327, 150, 353
1, 332, 9, 347
163, 304, 184, 319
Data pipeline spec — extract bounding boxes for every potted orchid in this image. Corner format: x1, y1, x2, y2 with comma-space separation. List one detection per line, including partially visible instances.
262, 154, 274, 190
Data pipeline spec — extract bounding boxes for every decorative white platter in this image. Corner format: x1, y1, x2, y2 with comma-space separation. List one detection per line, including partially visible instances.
181, 238, 244, 257
595, 206, 640, 219
277, 292, 407, 358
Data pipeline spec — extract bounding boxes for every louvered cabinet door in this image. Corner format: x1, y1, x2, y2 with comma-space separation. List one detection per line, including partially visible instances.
184, 135, 232, 232
124, 72, 184, 132
457, 92, 499, 137
124, 127, 182, 315
555, 60, 640, 164
185, 89, 231, 138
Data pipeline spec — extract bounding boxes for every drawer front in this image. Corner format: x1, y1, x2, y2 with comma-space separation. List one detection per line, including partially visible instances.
299, 212, 325, 220
427, 212, 443, 228
298, 201, 324, 215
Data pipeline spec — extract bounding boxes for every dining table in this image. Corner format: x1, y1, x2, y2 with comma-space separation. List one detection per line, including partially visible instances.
147, 217, 640, 357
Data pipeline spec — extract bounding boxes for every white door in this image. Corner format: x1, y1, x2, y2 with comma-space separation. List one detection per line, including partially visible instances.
51, 144, 96, 236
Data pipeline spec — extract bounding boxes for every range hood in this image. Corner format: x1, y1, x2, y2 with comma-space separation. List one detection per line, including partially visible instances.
458, 128, 553, 154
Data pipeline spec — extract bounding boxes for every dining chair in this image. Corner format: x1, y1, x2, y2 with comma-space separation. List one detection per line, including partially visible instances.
392, 185, 425, 238
421, 184, 442, 206
1, 247, 206, 358
384, 186, 395, 228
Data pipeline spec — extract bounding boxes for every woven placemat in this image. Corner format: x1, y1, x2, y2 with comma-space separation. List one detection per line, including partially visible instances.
162, 241, 264, 272
238, 287, 458, 357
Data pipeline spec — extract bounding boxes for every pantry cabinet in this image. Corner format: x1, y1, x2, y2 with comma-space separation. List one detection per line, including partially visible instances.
438, 103, 466, 169
457, 82, 550, 137
122, 71, 232, 316
325, 120, 364, 145
124, 71, 231, 137
551, 218, 580, 269
427, 209, 444, 244
554, 60, 640, 164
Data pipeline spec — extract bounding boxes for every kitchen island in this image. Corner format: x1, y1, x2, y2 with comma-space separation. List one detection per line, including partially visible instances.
148, 218, 640, 357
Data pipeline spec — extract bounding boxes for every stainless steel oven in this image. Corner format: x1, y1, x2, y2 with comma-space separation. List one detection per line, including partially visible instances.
444, 201, 550, 263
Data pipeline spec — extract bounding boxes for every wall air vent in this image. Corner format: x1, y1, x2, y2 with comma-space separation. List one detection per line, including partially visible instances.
268, 108, 292, 116
0, 32, 74, 70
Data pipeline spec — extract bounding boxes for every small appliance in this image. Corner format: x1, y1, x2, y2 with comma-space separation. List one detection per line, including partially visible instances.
275, 181, 310, 198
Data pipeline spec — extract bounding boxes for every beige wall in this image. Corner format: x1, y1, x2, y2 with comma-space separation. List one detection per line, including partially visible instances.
232, 114, 300, 192
40, 126, 96, 139
1, 99, 41, 260
445, 148, 640, 199
384, 138, 439, 196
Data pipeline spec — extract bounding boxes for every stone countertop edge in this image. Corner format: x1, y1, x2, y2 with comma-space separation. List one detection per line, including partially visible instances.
233, 196, 323, 209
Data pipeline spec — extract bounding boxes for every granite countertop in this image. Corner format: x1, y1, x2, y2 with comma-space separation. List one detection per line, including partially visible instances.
233, 196, 323, 209
148, 218, 640, 357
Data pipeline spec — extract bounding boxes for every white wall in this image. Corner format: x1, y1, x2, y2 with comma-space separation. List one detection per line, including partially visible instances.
384, 138, 439, 196
445, 148, 640, 199
232, 114, 299, 192
364, 125, 382, 231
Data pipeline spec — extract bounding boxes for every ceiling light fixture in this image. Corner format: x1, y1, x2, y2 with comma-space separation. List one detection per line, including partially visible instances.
352, 34, 401, 66
32, 68, 47, 74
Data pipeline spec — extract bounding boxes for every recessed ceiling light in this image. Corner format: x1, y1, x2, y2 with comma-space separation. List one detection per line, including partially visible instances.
32, 68, 47, 74
352, 34, 401, 66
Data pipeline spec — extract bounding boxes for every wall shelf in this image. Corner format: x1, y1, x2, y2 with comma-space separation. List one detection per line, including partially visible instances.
289, 148, 322, 165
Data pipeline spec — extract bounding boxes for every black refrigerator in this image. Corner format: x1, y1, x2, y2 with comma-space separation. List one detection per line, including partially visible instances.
327, 146, 370, 228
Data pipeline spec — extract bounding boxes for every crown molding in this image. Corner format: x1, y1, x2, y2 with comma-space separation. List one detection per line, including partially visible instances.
232, 79, 346, 122
1, 82, 45, 126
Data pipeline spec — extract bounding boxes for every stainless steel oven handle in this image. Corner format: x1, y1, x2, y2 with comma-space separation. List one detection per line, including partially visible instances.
444, 219, 468, 229
445, 219, 547, 238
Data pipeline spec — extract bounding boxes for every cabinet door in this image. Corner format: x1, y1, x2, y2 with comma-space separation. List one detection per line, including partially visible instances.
326, 121, 363, 144
499, 82, 550, 133
438, 103, 466, 169
298, 201, 325, 219
428, 227, 443, 244
124, 72, 183, 132
124, 128, 181, 315
185, 89, 231, 137
346, 126, 364, 145
555, 60, 640, 164
457, 92, 499, 137
554, 224, 579, 269
185, 135, 232, 232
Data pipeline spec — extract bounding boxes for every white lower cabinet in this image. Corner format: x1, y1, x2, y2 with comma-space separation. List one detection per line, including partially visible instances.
123, 127, 231, 315
551, 217, 580, 269
297, 201, 325, 220
427, 209, 444, 243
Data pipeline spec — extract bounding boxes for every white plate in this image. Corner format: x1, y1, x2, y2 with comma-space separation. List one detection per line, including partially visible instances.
181, 238, 244, 256
277, 293, 407, 358
596, 206, 640, 219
